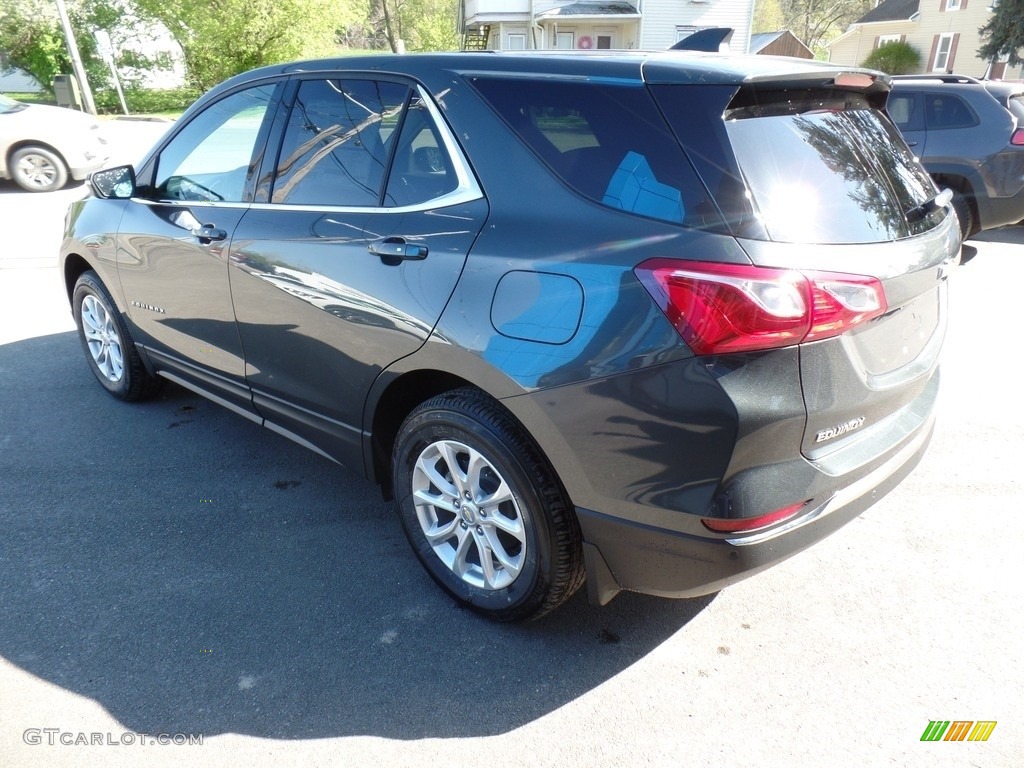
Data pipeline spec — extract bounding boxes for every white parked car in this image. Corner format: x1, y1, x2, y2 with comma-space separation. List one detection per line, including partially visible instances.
0, 94, 108, 192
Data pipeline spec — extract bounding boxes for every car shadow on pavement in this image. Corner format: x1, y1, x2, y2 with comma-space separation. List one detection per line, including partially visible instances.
0, 331, 713, 741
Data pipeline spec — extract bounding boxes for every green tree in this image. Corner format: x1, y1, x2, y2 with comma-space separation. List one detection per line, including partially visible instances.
0, 1, 72, 93
132, 0, 360, 91
402, 0, 459, 51
753, 0, 786, 34
338, 0, 458, 53
979, 0, 1024, 67
0, 0, 169, 99
781, 0, 874, 58
861, 41, 921, 74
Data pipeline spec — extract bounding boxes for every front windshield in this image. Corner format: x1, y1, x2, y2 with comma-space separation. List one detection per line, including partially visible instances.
0, 94, 27, 114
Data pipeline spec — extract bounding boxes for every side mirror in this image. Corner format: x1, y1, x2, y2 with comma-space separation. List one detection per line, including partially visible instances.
88, 165, 136, 200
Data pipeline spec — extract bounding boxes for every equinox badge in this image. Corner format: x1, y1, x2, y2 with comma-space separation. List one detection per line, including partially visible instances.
816, 416, 866, 443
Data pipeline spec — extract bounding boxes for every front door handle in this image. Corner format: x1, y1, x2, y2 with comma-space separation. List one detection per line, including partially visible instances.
193, 223, 227, 243
369, 237, 428, 265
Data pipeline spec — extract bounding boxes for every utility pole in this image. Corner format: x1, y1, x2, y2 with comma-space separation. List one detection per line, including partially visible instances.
54, 0, 97, 114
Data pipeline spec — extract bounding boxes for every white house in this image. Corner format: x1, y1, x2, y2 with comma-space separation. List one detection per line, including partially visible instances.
460, 0, 756, 55
828, 0, 1024, 80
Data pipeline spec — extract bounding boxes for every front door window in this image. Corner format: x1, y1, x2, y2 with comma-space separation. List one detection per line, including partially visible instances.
153, 86, 274, 203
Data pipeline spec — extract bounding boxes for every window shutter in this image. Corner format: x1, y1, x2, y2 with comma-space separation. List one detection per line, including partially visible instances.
962, 0, 968, 7
928, 35, 940, 68
900, 35, 906, 44
938, 0, 945, 11
874, 35, 880, 49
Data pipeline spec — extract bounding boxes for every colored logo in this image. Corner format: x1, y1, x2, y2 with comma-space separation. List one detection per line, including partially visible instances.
920, 721, 996, 742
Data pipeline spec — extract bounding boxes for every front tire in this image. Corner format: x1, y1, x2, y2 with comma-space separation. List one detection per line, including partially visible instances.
392, 388, 584, 621
10, 145, 69, 192
72, 271, 161, 401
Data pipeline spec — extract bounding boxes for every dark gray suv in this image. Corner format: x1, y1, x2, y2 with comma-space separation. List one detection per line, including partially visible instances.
60, 53, 960, 620
889, 74, 1024, 237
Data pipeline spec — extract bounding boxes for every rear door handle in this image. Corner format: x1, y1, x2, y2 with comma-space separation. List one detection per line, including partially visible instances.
369, 237, 428, 265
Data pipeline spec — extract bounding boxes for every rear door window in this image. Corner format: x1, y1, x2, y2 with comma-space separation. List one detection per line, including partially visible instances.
887, 93, 923, 131
923, 94, 978, 130
272, 79, 410, 206
383, 93, 459, 207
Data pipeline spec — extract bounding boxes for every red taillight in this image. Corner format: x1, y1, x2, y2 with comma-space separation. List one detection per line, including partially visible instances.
1011, 128, 1024, 146
635, 259, 887, 355
701, 501, 809, 534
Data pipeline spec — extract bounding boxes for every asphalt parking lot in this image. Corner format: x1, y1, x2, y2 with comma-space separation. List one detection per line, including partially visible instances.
0, 122, 1021, 767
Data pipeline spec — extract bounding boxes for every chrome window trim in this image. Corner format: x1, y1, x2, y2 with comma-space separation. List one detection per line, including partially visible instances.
132, 198, 251, 210
135, 84, 482, 214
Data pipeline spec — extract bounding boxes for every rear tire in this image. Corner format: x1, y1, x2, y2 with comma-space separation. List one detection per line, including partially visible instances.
72, 271, 162, 401
392, 388, 584, 621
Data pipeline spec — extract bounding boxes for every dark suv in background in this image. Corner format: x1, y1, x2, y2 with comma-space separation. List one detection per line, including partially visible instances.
60, 53, 960, 620
889, 74, 1024, 237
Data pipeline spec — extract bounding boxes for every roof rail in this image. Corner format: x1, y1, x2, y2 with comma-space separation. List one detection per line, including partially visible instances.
890, 74, 982, 84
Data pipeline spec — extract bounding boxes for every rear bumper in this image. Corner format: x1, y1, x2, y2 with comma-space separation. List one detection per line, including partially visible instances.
578, 412, 935, 604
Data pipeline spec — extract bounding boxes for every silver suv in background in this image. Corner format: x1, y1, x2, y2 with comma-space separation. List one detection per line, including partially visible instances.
888, 74, 1024, 237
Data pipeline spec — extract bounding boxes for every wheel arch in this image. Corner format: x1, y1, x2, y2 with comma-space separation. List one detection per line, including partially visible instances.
927, 168, 982, 234
6, 140, 69, 173
62, 253, 94, 306
367, 369, 484, 499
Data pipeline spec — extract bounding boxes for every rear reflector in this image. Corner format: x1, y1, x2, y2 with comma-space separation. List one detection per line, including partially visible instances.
635, 259, 887, 355
702, 501, 809, 534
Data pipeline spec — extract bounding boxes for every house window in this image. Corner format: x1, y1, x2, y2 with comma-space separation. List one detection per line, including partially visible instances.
507, 33, 526, 50
945, 0, 961, 10
676, 26, 698, 43
556, 32, 574, 50
932, 33, 955, 71
597, 35, 612, 49
877, 34, 901, 47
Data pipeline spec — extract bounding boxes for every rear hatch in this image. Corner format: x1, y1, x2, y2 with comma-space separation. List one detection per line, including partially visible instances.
649, 68, 961, 467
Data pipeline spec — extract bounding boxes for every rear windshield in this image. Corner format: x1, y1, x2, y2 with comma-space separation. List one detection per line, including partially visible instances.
655, 86, 945, 244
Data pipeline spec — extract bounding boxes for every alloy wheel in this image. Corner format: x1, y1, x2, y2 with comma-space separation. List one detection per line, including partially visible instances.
80, 294, 125, 383
411, 439, 527, 591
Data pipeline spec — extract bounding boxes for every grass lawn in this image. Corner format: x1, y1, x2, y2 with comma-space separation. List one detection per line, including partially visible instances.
2, 89, 188, 120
